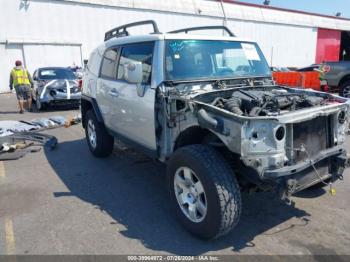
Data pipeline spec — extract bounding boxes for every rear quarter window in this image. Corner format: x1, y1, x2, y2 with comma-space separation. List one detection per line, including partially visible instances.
87, 50, 101, 76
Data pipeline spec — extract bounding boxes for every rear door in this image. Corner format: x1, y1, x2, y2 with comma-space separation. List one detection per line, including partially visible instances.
96, 48, 120, 130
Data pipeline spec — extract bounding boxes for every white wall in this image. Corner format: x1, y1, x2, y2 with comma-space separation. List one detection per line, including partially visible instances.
228, 20, 318, 67
0, 0, 321, 92
0, 44, 24, 92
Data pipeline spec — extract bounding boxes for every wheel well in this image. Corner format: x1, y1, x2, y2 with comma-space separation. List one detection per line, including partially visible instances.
174, 126, 223, 151
81, 99, 93, 128
339, 74, 350, 87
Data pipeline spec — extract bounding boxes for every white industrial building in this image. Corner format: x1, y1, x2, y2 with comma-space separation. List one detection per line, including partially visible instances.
1, 0, 350, 93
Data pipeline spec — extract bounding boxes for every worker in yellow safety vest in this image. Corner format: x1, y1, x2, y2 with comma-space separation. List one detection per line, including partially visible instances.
9, 60, 34, 114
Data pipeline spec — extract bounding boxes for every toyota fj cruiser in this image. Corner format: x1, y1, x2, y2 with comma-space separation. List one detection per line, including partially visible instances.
81, 21, 349, 239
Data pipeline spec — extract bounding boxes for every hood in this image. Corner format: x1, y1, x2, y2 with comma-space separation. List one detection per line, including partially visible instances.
39, 79, 78, 88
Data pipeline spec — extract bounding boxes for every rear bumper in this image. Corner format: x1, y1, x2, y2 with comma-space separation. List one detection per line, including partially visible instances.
263, 147, 347, 197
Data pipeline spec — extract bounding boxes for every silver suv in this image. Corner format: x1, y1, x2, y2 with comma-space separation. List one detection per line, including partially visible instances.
82, 21, 349, 239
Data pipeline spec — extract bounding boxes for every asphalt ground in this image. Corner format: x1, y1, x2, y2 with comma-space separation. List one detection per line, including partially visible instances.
0, 92, 349, 256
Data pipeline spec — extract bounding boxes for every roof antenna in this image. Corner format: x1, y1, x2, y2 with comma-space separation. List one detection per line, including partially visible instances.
263, 0, 270, 5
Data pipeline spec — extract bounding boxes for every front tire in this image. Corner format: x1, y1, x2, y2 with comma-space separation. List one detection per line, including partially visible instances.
35, 93, 47, 111
85, 110, 114, 158
167, 145, 241, 239
339, 80, 350, 98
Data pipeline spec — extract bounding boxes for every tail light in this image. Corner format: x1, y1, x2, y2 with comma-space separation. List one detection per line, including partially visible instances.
78, 79, 83, 90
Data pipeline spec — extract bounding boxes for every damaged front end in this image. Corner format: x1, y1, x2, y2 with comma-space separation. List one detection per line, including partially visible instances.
161, 81, 350, 199
36, 79, 81, 106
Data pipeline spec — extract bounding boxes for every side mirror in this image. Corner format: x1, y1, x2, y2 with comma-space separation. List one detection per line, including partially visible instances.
124, 62, 143, 84
33, 76, 37, 81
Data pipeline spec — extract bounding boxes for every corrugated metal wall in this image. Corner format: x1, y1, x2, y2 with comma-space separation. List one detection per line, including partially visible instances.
0, 0, 348, 92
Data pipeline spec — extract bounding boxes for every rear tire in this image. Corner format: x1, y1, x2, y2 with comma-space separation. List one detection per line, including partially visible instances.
167, 144, 241, 239
85, 110, 114, 158
339, 80, 350, 98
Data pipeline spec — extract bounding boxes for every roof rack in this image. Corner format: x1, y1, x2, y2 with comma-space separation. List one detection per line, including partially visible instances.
168, 26, 235, 37
104, 20, 160, 41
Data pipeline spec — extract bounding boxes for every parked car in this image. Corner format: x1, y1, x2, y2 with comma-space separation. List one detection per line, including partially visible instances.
33, 67, 81, 110
82, 21, 349, 239
296, 62, 350, 97
296, 64, 320, 72
321, 61, 350, 97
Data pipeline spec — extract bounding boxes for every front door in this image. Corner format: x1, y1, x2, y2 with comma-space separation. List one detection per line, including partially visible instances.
110, 42, 157, 151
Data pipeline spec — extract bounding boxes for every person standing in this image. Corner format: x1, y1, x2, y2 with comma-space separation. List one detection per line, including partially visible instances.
9, 60, 34, 113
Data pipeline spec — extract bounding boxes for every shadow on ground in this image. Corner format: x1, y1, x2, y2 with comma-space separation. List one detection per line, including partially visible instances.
0, 111, 22, 114
0, 105, 78, 115
34, 104, 80, 113
45, 138, 311, 254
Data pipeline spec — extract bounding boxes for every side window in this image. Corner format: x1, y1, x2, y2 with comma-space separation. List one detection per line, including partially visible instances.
100, 48, 119, 79
117, 42, 154, 84
87, 50, 100, 76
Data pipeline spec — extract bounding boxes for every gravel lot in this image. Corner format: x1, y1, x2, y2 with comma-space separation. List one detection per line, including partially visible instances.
0, 93, 349, 255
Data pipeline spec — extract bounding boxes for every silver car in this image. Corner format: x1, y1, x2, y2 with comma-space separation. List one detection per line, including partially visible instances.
33, 67, 81, 110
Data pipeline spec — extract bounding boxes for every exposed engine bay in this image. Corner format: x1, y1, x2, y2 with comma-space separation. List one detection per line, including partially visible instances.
192, 86, 335, 117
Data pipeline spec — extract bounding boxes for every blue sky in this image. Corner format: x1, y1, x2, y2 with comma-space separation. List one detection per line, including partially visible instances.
236, 0, 350, 18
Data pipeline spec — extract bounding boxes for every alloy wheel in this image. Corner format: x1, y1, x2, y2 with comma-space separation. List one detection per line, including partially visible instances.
174, 167, 207, 223
343, 85, 350, 98
87, 119, 97, 149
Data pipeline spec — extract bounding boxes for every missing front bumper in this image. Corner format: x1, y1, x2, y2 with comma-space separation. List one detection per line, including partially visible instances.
263, 148, 347, 198
277, 153, 348, 199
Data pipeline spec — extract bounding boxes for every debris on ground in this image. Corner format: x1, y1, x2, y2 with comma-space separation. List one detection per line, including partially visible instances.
0, 120, 39, 137
0, 132, 58, 161
31, 118, 58, 128
0, 114, 79, 160
64, 115, 81, 127
0, 114, 81, 137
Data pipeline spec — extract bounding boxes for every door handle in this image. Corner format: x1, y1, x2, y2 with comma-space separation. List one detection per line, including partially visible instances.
108, 89, 119, 97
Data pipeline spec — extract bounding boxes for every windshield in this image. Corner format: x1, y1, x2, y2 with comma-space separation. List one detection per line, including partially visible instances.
39, 68, 76, 80
165, 40, 271, 81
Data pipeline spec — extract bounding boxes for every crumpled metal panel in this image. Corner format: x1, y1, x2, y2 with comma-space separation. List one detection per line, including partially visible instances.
0, 121, 40, 137
31, 118, 58, 128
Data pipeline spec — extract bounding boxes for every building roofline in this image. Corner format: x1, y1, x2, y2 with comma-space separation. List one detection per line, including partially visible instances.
222, 0, 350, 22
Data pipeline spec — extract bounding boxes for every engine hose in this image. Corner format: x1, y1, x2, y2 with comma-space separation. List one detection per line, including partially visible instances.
197, 109, 218, 129
224, 97, 244, 115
